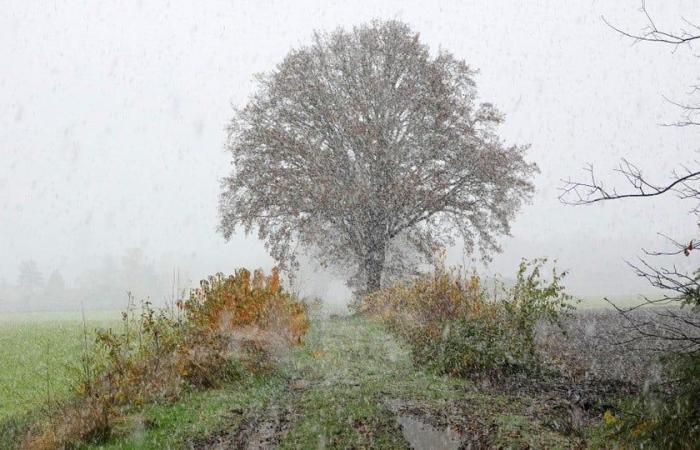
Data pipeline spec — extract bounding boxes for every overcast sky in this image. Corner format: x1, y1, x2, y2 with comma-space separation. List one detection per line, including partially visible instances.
1, 0, 699, 301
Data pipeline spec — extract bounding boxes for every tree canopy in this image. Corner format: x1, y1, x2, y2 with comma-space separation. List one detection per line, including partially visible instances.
219, 20, 537, 293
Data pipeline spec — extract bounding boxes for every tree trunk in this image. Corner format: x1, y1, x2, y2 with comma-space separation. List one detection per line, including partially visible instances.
364, 244, 385, 294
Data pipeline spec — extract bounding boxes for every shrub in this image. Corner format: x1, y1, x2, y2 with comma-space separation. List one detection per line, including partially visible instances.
22, 267, 308, 450
21, 301, 185, 449
601, 350, 700, 449
181, 267, 309, 346
361, 258, 574, 378
592, 259, 699, 450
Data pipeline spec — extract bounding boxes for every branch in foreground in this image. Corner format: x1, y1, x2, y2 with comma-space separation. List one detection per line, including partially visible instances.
559, 159, 700, 206
602, 1, 700, 47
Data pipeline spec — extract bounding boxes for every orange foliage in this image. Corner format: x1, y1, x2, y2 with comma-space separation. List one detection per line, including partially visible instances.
23, 267, 308, 450
181, 267, 308, 343
360, 263, 489, 337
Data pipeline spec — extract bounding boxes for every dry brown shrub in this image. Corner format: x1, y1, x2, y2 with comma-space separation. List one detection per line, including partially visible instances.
361, 258, 573, 377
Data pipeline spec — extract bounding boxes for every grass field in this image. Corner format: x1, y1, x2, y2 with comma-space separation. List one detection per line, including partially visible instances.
0, 311, 119, 421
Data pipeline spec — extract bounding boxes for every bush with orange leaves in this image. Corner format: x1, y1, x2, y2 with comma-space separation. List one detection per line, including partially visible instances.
360, 258, 574, 378
21, 267, 308, 450
182, 267, 308, 345
178, 267, 309, 377
360, 263, 487, 338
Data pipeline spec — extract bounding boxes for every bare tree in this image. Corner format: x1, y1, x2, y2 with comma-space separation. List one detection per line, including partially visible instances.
560, 2, 700, 352
219, 20, 537, 293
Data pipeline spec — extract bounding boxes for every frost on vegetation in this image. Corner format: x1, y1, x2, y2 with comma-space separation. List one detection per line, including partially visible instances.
359, 257, 574, 378
218, 20, 537, 295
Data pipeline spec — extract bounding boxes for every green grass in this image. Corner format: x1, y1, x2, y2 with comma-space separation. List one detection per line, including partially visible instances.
79, 376, 286, 450
3, 314, 590, 449
277, 317, 575, 449
277, 318, 412, 448
0, 311, 119, 421
577, 294, 652, 309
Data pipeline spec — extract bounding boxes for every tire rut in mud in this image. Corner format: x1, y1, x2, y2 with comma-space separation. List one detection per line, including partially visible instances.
193, 405, 295, 450
193, 379, 307, 450
233, 404, 295, 450
384, 398, 492, 450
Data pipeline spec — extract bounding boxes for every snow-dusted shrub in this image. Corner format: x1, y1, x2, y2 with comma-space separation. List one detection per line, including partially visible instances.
600, 351, 700, 449
22, 267, 309, 450
363, 258, 574, 377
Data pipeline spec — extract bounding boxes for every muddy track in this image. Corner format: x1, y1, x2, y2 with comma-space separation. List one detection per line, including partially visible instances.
191, 318, 593, 450
233, 404, 295, 449
193, 403, 295, 450
384, 398, 492, 450
193, 379, 309, 450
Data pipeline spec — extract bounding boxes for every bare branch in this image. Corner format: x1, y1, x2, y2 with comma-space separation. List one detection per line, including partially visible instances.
559, 159, 700, 205
602, 1, 700, 47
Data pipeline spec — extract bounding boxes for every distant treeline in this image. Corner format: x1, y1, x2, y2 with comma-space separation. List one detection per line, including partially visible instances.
0, 248, 189, 312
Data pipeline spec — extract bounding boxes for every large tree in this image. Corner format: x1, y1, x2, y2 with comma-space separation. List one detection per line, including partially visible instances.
219, 20, 537, 293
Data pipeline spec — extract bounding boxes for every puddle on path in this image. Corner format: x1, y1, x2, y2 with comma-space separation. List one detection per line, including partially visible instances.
396, 414, 462, 450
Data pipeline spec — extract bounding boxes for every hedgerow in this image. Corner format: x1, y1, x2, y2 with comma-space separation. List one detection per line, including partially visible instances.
21, 267, 308, 450
360, 258, 574, 378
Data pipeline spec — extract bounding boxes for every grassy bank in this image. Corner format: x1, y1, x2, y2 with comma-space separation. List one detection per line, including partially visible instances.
2, 268, 310, 449
0, 312, 119, 421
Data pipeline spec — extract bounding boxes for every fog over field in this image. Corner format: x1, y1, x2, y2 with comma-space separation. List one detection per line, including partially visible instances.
1, 0, 698, 311
3, 3, 700, 449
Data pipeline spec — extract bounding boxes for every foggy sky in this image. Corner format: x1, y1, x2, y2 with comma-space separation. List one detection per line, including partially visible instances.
1, 0, 698, 301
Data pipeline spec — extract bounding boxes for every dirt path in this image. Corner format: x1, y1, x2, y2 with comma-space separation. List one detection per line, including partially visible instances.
196, 317, 580, 449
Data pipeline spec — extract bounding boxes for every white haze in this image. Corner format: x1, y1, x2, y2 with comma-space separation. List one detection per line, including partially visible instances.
1, 0, 698, 311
